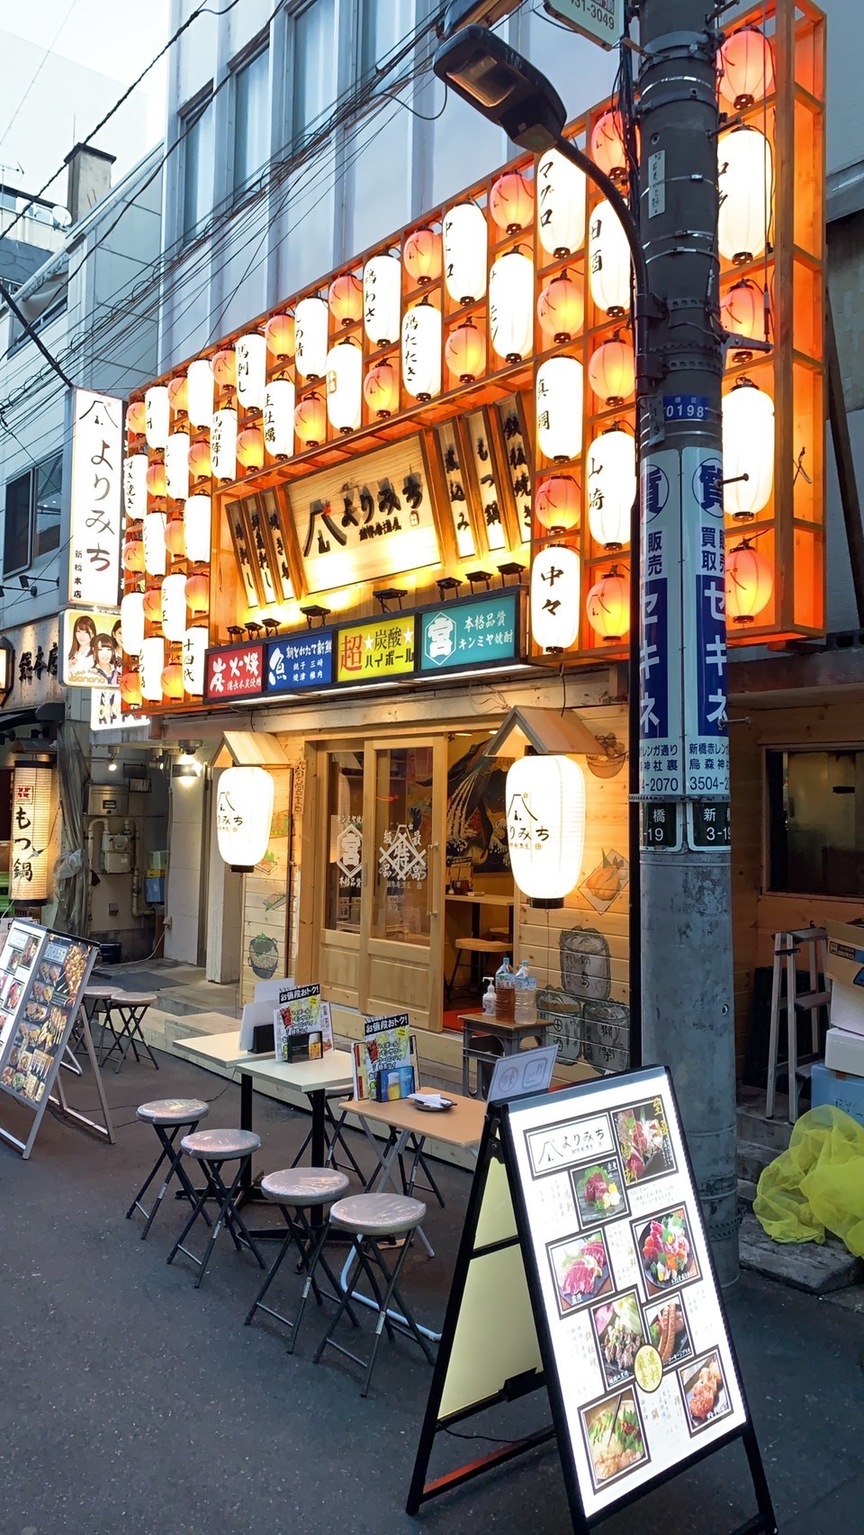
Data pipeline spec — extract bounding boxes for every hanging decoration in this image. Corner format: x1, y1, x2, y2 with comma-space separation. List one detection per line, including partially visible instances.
530, 544, 580, 651
264, 379, 296, 456
402, 300, 441, 401
363, 358, 399, 417
123, 537, 145, 573
140, 637, 166, 701
143, 586, 163, 623
161, 662, 185, 701
536, 356, 583, 462
235, 333, 267, 409
726, 538, 773, 623
590, 109, 630, 185
587, 335, 635, 405
186, 358, 214, 428
295, 295, 330, 379
329, 272, 363, 329
184, 495, 212, 564
211, 407, 238, 480
144, 385, 170, 450
718, 126, 773, 264
265, 311, 295, 361
213, 348, 236, 392
722, 378, 775, 518
537, 271, 583, 343
326, 340, 363, 433
237, 425, 265, 470
505, 754, 586, 907
489, 170, 534, 233
125, 399, 146, 436
294, 390, 326, 447
442, 202, 487, 305
146, 461, 167, 501
123, 452, 148, 520
216, 765, 275, 870
143, 512, 167, 577
535, 475, 580, 533
165, 518, 186, 559
168, 374, 188, 416
719, 278, 768, 359
182, 627, 208, 696
489, 248, 534, 363
185, 572, 209, 615
717, 26, 775, 111
587, 426, 636, 548
363, 254, 401, 346
165, 432, 190, 502
444, 319, 485, 383
120, 671, 143, 708
586, 567, 630, 641
120, 591, 145, 656
188, 438, 211, 483
588, 199, 632, 316
403, 226, 442, 285
536, 147, 585, 259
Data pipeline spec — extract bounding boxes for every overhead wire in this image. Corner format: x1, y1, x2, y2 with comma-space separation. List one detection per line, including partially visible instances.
0, 0, 82, 154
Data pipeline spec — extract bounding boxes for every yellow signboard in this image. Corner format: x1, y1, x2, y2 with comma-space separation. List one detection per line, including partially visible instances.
336, 616, 415, 684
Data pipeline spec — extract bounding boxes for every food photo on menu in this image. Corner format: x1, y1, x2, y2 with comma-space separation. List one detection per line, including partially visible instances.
643, 1293, 694, 1369
581, 1388, 649, 1491
678, 1351, 732, 1435
634, 1205, 700, 1297
570, 1155, 628, 1228
614, 1097, 676, 1185
589, 1291, 646, 1390
546, 1229, 612, 1316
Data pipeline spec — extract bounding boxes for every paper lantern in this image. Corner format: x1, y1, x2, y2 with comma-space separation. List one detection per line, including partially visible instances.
165, 432, 190, 501
164, 517, 186, 558
536, 356, 583, 462
187, 358, 214, 428
505, 754, 586, 907
211, 406, 237, 480
442, 202, 487, 305
9, 767, 54, 901
294, 390, 326, 447
537, 272, 583, 343
444, 319, 485, 383
404, 226, 441, 285
123, 452, 148, 520
125, 399, 146, 437
588, 200, 632, 316
718, 26, 775, 111
326, 340, 362, 433
587, 426, 637, 548
212, 347, 236, 391
146, 461, 167, 500
295, 295, 329, 379
184, 495, 212, 564
363, 254, 401, 347
718, 126, 772, 264
235, 332, 267, 409
535, 475, 580, 533
265, 311, 295, 361
587, 335, 636, 405
161, 573, 188, 642
722, 379, 774, 519
216, 765, 275, 870
590, 109, 629, 185
143, 586, 163, 623
188, 438, 211, 483
168, 375, 188, 416
120, 591, 145, 656
263, 379, 296, 456
719, 278, 766, 348
145, 385, 170, 450
402, 301, 442, 401
182, 627, 208, 696
185, 572, 209, 615
489, 249, 534, 363
489, 171, 534, 233
586, 567, 631, 641
237, 425, 265, 470
536, 147, 586, 259
140, 638, 165, 701
726, 538, 773, 624
364, 358, 399, 417
328, 272, 363, 330
120, 670, 142, 708
143, 512, 166, 576
531, 544, 580, 652
161, 662, 184, 700
122, 538, 144, 573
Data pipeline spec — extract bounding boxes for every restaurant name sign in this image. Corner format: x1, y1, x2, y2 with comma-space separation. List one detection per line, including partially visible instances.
266, 634, 333, 693
68, 390, 123, 609
336, 616, 415, 683
418, 591, 518, 675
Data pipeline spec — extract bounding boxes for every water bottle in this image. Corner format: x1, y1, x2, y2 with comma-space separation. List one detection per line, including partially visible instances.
514, 960, 537, 1024
482, 976, 496, 1017
495, 956, 515, 1021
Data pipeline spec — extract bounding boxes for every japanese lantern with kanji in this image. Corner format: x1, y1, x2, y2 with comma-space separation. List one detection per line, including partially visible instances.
536, 148, 585, 259
531, 544, 580, 652
184, 495, 211, 563
489, 249, 534, 363
326, 340, 362, 433
235, 333, 267, 409
263, 379, 296, 456
216, 766, 275, 871
588, 200, 632, 316
442, 202, 487, 305
587, 426, 636, 549
505, 754, 586, 907
295, 296, 329, 379
536, 356, 583, 462
402, 300, 441, 401
363, 254, 401, 347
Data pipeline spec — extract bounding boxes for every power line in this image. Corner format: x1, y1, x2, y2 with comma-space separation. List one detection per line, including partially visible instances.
0, 0, 82, 154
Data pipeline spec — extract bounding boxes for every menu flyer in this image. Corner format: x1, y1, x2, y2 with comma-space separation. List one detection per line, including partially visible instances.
505, 1068, 746, 1521
273, 984, 334, 1062
0, 921, 45, 1059
0, 931, 97, 1108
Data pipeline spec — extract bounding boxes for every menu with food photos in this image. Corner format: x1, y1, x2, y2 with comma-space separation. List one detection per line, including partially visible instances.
0, 929, 98, 1108
0, 921, 47, 1060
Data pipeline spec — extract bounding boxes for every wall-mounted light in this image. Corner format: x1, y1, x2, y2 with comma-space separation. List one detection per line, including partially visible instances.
505, 753, 586, 908
216, 765, 274, 871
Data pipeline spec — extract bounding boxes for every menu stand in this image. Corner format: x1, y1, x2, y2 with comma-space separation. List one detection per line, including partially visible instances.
50, 1014, 116, 1144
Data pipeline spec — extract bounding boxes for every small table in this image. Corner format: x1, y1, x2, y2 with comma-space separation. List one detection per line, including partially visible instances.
238, 1052, 355, 1170
173, 1030, 268, 1193
457, 1011, 552, 1098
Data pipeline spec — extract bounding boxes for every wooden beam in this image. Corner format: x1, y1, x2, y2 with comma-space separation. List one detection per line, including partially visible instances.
825, 289, 864, 626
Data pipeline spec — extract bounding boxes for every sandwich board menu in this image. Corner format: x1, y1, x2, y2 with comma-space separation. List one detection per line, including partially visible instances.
0, 920, 44, 1059
408, 1066, 776, 1534
273, 983, 334, 1062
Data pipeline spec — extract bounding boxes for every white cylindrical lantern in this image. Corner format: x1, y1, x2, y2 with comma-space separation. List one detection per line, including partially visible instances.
489, 249, 534, 364
211, 406, 237, 481
587, 426, 637, 548
120, 591, 145, 656
263, 379, 296, 458
143, 512, 167, 577
165, 432, 190, 502
144, 385, 170, 450
531, 544, 580, 652
295, 296, 329, 380
588, 199, 632, 316
442, 202, 487, 305
722, 380, 774, 519
536, 356, 583, 462
140, 637, 165, 701
186, 358, 214, 429
184, 495, 212, 563
717, 126, 773, 264
506, 754, 586, 908
123, 452, 148, 521
326, 340, 362, 433
363, 254, 401, 347
402, 301, 442, 401
216, 765, 275, 870
235, 332, 267, 409
182, 626, 208, 696
161, 572, 188, 642
536, 147, 586, 259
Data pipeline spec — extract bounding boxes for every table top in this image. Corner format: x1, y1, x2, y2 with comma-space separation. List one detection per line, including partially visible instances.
446, 893, 515, 906
173, 1029, 262, 1069
457, 1011, 551, 1037
341, 1089, 486, 1149
239, 1049, 355, 1095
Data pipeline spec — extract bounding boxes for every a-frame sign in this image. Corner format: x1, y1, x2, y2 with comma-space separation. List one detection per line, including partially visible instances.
408, 1066, 777, 1535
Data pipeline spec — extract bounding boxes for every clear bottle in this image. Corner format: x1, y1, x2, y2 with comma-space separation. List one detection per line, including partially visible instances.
495, 956, 515, 1021
514, 960, 537, 1024
482, 976, 496, 1016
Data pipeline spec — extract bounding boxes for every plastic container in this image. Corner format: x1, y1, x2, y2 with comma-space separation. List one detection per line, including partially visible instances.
514, 960, 538, 1024
482, 977, 496, 1016
495, 956, 515, 1021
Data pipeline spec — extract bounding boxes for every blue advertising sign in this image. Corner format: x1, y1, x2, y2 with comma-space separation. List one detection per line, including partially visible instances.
418, 590, 518, 674
682, 447, 730, 799
266, 633, 333, 693
639, 450, 683, 799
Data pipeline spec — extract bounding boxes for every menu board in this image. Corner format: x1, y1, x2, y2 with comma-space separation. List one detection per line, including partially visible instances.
0, 921, 45, 1059
0, 932, 97, 1107
273, 984, 334, 1061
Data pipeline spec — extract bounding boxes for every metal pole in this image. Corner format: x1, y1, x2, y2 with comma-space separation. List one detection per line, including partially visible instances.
636, 0, 739, 1282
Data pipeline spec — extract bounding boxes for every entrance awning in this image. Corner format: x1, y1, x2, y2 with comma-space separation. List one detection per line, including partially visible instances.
480, 706, 605, 760
221, 730, 290, 767
0, 700, 64, 741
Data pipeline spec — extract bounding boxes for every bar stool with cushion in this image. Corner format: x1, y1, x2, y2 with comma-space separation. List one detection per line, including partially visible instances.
294, 1089, 366, 1182
100, 990, 160, 1073
167, 1128, 266, 1288
126, 1097, 211, 1239
313, 1192, 435, 1396
245, 1167, 358, 1351
445, 937, 508, 1002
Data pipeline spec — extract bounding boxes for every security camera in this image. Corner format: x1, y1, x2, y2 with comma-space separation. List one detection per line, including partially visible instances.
440, 0, 523, 38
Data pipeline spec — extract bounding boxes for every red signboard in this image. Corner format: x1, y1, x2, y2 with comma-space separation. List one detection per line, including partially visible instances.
204, 643, 265, 701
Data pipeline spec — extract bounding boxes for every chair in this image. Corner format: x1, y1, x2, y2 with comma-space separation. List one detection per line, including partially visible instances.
445, 937, 509, 1002
244, 1167, 357, 1351
167, 1128, 266, 1288
293, 1089, 367, 1182
126, 1097, 211, 1239
100, 991, 160, 1073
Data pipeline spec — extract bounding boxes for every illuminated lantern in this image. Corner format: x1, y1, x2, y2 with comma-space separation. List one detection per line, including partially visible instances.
183, 495, 211, 564
404, 226, 441, 286
326, 340, 362, 433
143, 512, 166, 576
535, 475, 580, 533
717, 126, 772, 264
235, 332, 267, 409
363, 254, 401, 347
294, 391, 326, 447
442, 202, 487, 305
726, 538, 773, 624
120, 670, 142, 708
587, 426, 637, 548
211, 406, 237, 480
588, 335, 635, 405
536, 356, 583, 462
120, 591, 145, 656
265, 311, 295, 361
719, 278, 766, 353
140, 637, 165, 701
143, 586, 163, 623
145, 385, 170, 450
586, 567, 631, 641
164, 518, 186, 558
722, 378, 774, 519
263, 379, 295, 456
123, 452, 148, 520
187, 358, 214, 428
237, 425, 265, 470
489, 170, 534, 233
536, 147, 585, 259
444, 319, 485, 383
185, 572, 209, 615
122, 537, 145, 573
161, 573, 188, 642
402, 300, 441, 401
188, 438, 211, 483
182, 627, 208, 696
718, 26, 775, 112
537, 271, 583, 343
328, 271, 362, 330
489, 248, 534, 363
590, 109, 629, 185
295, 296, 329, 379
161, 662, 184, 700
364, 359, 399, 417
168, 374, 188, 416
505, 754, 586, 907
125, 399, 146, 437
212, 347, 236, 391
146, 461, 167, 500
165, 432, 190, 501
588, 200, 632, 316
216, 765, 275, 870
531, 544, 580, 652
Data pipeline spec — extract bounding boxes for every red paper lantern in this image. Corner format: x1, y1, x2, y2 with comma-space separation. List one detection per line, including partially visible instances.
719, 279, 766, 343
122, 538, 145, 573
444, 319, 486, 383
143, 587, 163, 623
237, 425, 264, 470
328, 272, 363, 328
590, 109, 633, 185
120, 671, 142, 708
489, 171, 534, 233
537, 272, 584, 343
586, 567, 631, 642
126, 399, 146, 436
161, 663, 185, 700
726, 539, 773, 625
164, 519, 186, 558
587, 335, 636, 406
535, 475, 580, 533
404, 227, 442, 285
188, 439, 211, 482
265, 311, 295, 360
212, 348, 236, 390
185, 573, 209, 614
146, 461, 167, 499
363, 359, 399, 418
294, 391, 326, 448
168, 375, 188, 415
718, 26, 775, 112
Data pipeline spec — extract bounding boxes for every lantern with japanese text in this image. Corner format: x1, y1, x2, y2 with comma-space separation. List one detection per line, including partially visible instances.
144, 385, 170, 450
403, 226, 441, 286
329, 272, 363, 329
165, 432, 190, 501
140, 638, 165, 701
235, 333, 267, 409
188, 438, 211, 483
123, 537, 145, 573
294, 390, 326, 447
586, 567, 630, 641
587, 335, 635, 405
587, 426, 636, 548
536, 147, 586, 260
722, 378, 774, 519
444, 320, 485, 384
490, 248, 534, 363
186, 358, 214, 428
505, 754, 586, 907
265, 311, 295, 362
143, 586, 163, 624
143, 512, 167, 577
120, 591, 145, 656
590, 109, 629, 185
161, 662, 184, 701
489, 170, 534, 233
402, 300, 441, 402
295, 296, 329, 379
9, 767, 54, 902
146, 461, 167, 501
168, 374, 188, 416
161, 573, 188, 642
530, 544, 580, 652
263, 379, 295, 456
588, 199, 632, 316
718, 126, 773, 264
120, 670, 142, 708
537, 271, 583, 343
535, 475, 580, 533
536, 356, 583, 462
211, 407, 238, 480
185, 572, 209, 615
326, 340, 362, 433
363, 254, 401, 347
212, 348, 236, 392
216, 765, 275, 870
183, 495, 211, 564
363, 358, 399, 417
182, 627, 208, 696
237, 425, 265, 470
123, 452, 148, 520
726, 538, 773, 624
125, 398, 146, 437
442, 202, 487, 305
718, 26, 775, 111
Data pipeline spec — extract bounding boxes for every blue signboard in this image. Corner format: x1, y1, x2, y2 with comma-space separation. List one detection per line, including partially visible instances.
418, 590, 519, 674
681, 447, 730, 799
639, 449, 683, 798
266, 633, 333, 693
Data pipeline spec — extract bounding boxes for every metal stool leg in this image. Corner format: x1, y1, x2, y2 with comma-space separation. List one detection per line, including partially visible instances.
126, 1121, 207, 1238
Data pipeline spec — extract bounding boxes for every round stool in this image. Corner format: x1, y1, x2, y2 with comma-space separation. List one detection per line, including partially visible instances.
245, 1167, 355, 1351
126, 1096, 210, 1239
167, 1128, 265, 1288
101, 990, 159, 1072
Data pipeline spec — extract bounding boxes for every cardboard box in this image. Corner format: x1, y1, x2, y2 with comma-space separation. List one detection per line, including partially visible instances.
810, 1061, 864, 1130
824, 921, 864, 1038
825, 1026, 864, 1077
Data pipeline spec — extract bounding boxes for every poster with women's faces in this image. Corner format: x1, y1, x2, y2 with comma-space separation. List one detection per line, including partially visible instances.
60, 607, 122, 688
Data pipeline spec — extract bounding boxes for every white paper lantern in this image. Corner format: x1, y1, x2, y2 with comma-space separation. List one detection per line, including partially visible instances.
161, 572, 188, 642
144, 385, 170, 450
182, 626, 208, 696
10, 767, 53, 902
489, 249, 534, 364
505, 754, 586, 907
211, 407, 237, 481
442, 202, 487, 305
140, 637, 165, 701
165, 432, 190, 501
186, 358, 214, 428
402, 301, 442, 401
722, 379, 774, 518
536, 147, 586, 259
531, 543, 580, 652
363, 254, 401, 347
536, 356, 583, 462
587, 426, 636, 548
295, 296, 329, 380
718, 126, 773, 264
216, 765, 275, 870
263, 379, 296, 458
120, 591, 145, 656
326, 340, 362, 433
184, 495, 212, 563
588, 199, 632, 316
143, 512, 167, 577
123, 453, 148, 521
235, 332, 267, 409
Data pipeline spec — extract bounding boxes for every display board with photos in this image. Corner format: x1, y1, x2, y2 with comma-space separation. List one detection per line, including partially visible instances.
351, 1012, 415, 1102
0, 920, 45, 1060
273, 983, 333, 1063
0, 929, 98, 1108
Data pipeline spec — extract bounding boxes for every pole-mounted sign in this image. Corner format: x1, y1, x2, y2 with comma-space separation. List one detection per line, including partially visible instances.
543, 0, 624, 50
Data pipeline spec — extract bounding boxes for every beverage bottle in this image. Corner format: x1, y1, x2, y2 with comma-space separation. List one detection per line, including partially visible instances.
514, 960, 537, 1024
482, 976, 496, 1016
495, 956, 515, 1021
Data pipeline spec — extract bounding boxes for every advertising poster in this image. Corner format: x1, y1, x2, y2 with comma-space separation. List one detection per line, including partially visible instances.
0, 931, 97, 1107
60, 607, 122, 688
273, 983, 333, 1062
351, 1011, 414, 1102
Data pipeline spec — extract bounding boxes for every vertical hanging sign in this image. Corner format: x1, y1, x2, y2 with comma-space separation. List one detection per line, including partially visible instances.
68, 390, 123, 609
10, 767, 54, 902
638, 450, 683, 800
681, 448, 730, 800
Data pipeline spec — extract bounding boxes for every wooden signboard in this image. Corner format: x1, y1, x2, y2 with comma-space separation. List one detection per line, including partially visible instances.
408, 1066, 776, 1534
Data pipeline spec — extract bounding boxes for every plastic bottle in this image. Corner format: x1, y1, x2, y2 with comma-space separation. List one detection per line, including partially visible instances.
495, 956, 515, 1021
513, 960, 537, 1024
482, 976, 496, 1017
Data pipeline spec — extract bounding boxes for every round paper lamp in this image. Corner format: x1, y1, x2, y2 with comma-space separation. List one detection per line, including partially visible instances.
237, 425, 265, 470
536, 356, 583, 462
718, 26, 775, 111
719, 278, 766, 349
537, 272, 583, 343
184, 495, 212, 563
722, 379, 774, 519
445, 319, 485, 384
442, 202, 487, 305
586, 568, 631, 641
188, 438, 211, 483
161, 662, 184, 701
404, 226, 442, 285
536, 147, 586, 259
717, 126, 773, 264
235, 332, 267, 409
168, 374, 188, 416
329, 272, 363, 329
165, 432, 190, 501
489, 249, 534, 363
146, 461, 167, 500
587, 426, 636, 548
212, 348, 236, 391
726, 538, 773, 624
363, 358, 399, 417
326, 340, 362, 433
489, 170, 534, 233
590, 109, 629, 185
402, 301, 441, 401
143, 586, 163, 624
588, 199, 632, 316
122, 538, 145, 573
363, 254, 401, 347
186, 359, 214, 428
185, 572, 209, 615
294, 391, 326, 447
265, 311, 295, 361
164, 517, 186, 559
263, 379, 296, 456
505, 754, 586, 907
120, 670, 142, 708
120, 591, 145, 656
295, 296, 329, 380
144, 385, 170, 450
216, 766, 275, 870
125, 399, 146, 437
587, 335, 635, 405
140, 637, 165, 701
530, 544, 580, 652
535, 475, 580, 534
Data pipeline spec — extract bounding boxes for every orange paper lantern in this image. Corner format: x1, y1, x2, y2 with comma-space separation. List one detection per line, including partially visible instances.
587, 335, 636, 405
718, 26, 775, 112
143, 587, 163, 623
265, 311, 295, 360
535, 475, 580, 533
294, 391, 326, 448
212, 348, 236, 390
586, 567, 631, 642
404, 227, 442, 285
719, 279, 766, 344
185, 573, 209, 614
363, 359, 399, 418
165, 518, 186, 558
726, 539, 773, 625
146, 461, 167, 499
125, 399, 146, 436
120, 671, 142, 708
590, 109, 632, 185
237, 425, 264, 470
489, 171, 534, 233
188, 439, 211, 482
537, 272, 584, 343
161, 663, 185, 700
444, 318, 486, 383
168, 375, 188, 415
122, 538, 145, 573
328, 272, 363, 328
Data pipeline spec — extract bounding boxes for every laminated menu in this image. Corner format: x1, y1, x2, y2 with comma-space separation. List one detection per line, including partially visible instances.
0, 921, 45, 1059
352, 1012, 415, 1102
0, 931, 97, 1107
273, 983, 333, 1062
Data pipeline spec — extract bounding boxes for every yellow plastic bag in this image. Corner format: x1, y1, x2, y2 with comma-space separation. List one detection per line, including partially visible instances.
753, 1106, 864, 1256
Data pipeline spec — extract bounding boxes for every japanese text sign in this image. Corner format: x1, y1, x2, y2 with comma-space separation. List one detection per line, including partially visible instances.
204, 643, 264, 701
336, 616, 415, 684
419, 591, 518, 674
681, 448, 730, 799
10, 768, 53, 902
266, 633, 333, 694
639, 450, 684, 799
68, 390, 123, 609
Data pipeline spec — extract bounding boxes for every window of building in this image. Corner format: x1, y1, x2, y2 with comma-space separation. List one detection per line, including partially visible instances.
766, 747, 864, 897
291, 0, 336, 147
233, 46, 270, 193
180, 93, 213, 239
2, 451, 62, 577
360, 0, 414, 81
